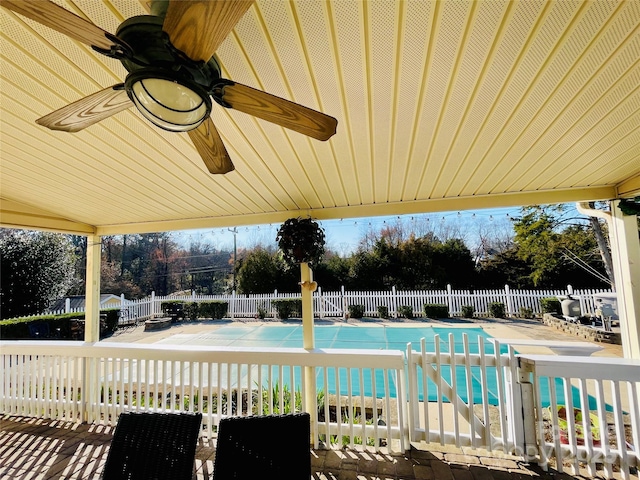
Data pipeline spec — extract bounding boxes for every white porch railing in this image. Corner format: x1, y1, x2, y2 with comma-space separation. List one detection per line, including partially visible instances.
520, 355, 640, 480
0, 341, 408, 452
2, 339, 638, 478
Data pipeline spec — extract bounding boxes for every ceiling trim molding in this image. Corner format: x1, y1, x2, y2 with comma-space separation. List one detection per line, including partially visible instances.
617, 175, 640, 198
95, 186, 616, 236
0, 198, 95, 235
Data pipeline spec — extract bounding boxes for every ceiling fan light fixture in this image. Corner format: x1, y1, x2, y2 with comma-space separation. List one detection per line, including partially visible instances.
125, 70, 211, 132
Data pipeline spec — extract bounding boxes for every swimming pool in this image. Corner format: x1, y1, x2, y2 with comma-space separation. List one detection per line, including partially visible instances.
161, 324, 495, 350
158, 324, 589, 408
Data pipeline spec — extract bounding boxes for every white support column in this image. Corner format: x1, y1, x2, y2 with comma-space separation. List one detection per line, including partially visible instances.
300, 262, 317, 440
85, 234, 101, 343
300, 262, 316, 350
83, 234, 101, 422
610, 201, 640, 359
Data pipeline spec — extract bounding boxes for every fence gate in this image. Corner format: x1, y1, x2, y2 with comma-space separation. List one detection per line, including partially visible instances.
406, 334, 519, 453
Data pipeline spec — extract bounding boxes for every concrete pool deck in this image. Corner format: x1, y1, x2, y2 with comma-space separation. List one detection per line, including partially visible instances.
105, 316, 625, 359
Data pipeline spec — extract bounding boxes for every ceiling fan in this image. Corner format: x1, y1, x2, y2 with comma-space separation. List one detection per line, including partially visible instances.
1, 0, 338, 174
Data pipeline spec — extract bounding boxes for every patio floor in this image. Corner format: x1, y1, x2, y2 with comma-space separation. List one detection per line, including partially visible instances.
1, 415, 630, 480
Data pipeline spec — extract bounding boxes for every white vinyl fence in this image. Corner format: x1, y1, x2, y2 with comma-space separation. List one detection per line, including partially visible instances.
21, 286, 610, 326
149, 285, 610, 319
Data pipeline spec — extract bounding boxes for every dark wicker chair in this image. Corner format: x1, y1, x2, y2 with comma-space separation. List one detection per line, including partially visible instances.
212, 413, 311, 480
102, 411, 202, 480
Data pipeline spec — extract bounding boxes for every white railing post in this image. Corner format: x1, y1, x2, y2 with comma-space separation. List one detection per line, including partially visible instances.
151, 291, 156, 317
505, 284, 514, 317
65, 298, 71, 313
446, 284, 453, 316
391, 286, 398, 318
341, 285, 347, 321
231, 290, 236, 320
518, 362, 539, 462
503, 347, 520, 454
406, 343, 419, 443
317, 287, 323, 319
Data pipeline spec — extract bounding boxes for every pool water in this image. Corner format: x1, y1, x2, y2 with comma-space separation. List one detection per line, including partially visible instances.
159, 324, 590, 408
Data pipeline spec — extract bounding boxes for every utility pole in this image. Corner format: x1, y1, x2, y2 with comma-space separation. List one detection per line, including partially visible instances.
228, 227, 238, 291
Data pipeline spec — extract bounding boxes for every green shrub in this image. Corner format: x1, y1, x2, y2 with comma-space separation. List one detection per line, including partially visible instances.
161, 300, 184, 313
161, 301, 185, 320
102, 309, 119, 333
397, 305, 413, 319
184, 302, 199, 320
257, 304, 268, 319
271, 299, 302, 320
377, 306, 389, 319
0, 309, 118, 340
489, 302, 506, 318
211, 301, 228, 319
423, 304, 449, 319
519, 306, 534, 319
347, 304, 365, 319
461, 305, 475, 318
540, 297, 561, 314
199, 301, 228, 319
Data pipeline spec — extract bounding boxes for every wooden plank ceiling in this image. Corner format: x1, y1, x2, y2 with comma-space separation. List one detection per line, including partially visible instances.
1, 0, 639, 235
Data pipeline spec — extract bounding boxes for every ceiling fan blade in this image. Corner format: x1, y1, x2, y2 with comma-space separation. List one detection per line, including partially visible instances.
1, 0, 114, 50
221, 83, 338, 141
188, 118, 235, 174
36, 86, 132, 132
163, 0, 254, 62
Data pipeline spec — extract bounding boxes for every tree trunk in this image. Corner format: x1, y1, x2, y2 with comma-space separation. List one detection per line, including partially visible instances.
120, 234, 127, 276
588, 203, 615, 288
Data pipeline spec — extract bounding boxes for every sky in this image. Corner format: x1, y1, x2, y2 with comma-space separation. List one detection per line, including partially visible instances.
170, 205, 528, 255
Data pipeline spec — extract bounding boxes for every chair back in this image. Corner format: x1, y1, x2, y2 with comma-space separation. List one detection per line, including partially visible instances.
213, 413, 311, 479
102, 412, 202, 480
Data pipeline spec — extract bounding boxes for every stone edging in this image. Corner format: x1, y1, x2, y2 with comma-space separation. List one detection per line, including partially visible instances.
541, 314, 621, 344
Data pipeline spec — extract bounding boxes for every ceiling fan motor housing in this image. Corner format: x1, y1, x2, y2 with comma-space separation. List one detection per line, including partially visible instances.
115, 15, 221, 91
116, 15, 223, 131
